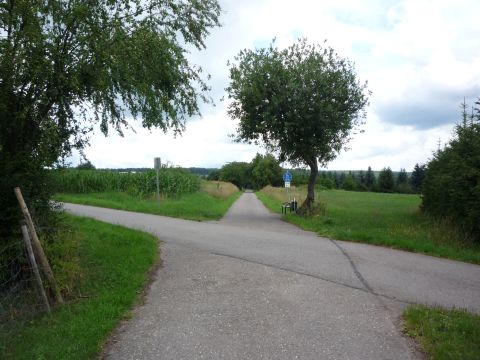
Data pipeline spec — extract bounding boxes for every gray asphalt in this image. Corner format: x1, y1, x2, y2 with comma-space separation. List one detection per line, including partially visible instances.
64, 193, 480, 360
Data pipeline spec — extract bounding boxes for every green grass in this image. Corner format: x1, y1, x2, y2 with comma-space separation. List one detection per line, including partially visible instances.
404, 305, 480, 359
54, 190, 241, 221
2, 215, 158, 360
257, 189, 480, 264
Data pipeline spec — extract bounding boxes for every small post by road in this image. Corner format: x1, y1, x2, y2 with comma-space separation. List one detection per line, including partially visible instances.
14, 187, 64, 305
20, 222, 51, 313
154, 157, 161, 203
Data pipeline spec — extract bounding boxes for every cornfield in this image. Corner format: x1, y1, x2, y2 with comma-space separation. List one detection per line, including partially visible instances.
50, 169, 200, 197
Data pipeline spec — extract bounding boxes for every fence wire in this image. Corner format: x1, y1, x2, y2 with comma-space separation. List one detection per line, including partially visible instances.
1, 235, 49, 351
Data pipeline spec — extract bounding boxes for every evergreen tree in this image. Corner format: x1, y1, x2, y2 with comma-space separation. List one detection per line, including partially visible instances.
395, 168, 411, 193
377, 167, 394, 192
356, 170, 367, 191
410, 163, 426, 193
365, 166, 376, 190
359, 170, 366, 185
396, 168, 408, 185
342, 173, 357, 191
422, 99, 480, 242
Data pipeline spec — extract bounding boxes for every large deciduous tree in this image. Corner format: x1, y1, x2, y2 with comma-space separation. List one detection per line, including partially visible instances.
250, 153, 282, 189
226, 39, 369, 213
0, 0, 221, 237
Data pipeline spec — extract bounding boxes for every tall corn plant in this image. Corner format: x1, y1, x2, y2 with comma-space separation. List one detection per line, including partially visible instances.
50, 169, 200, 197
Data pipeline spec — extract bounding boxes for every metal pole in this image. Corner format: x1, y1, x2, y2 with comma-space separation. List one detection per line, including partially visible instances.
156, 168, 160, 203
154, 157, 161, 203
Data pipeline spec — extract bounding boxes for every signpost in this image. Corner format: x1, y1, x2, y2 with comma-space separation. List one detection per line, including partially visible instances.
283, 171, 292, 183
283, 171, 292, 204
154, 157, 161, 202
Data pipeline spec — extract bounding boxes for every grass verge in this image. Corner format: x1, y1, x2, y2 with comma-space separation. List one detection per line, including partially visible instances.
257, 187, 480, 264
54, 183, 241, 221
2, 214, 158, 360
404, 305, 480, 360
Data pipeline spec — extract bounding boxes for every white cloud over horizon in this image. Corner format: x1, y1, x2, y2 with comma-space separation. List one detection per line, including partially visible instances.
74, 0, 480, 171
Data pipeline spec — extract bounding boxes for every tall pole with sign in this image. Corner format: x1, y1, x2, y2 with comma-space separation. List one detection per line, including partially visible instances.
154, 157, 161, 203
283, 170, 292, 203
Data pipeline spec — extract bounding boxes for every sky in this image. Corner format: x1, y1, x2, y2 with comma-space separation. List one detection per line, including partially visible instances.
73, 0, 480, 171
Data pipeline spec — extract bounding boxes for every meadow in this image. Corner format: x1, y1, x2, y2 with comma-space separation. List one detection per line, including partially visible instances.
258, 186, 480, 264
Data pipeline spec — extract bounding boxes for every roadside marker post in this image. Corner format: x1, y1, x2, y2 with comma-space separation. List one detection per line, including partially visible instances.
154, 157, 161, 203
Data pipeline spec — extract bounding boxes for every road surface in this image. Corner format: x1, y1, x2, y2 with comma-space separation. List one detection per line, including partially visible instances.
64, 193, 480, 360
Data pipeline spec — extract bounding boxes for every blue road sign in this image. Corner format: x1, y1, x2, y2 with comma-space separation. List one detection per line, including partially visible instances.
283, 171, 292, 182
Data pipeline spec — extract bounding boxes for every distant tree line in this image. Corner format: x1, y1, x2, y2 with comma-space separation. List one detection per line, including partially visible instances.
202, 156, 427, 195
289, 164, 426, 194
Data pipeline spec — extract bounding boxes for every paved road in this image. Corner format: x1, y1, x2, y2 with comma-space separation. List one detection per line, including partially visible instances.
64, 193, 480, 360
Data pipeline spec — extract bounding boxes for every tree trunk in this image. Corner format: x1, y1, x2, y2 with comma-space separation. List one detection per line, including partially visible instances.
297, 159, 318, 215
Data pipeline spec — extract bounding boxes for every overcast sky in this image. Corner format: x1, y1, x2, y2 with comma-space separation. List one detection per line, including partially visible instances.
74, 0, 480, 171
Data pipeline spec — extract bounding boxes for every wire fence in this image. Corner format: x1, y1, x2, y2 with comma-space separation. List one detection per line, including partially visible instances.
1, 235, 49, 351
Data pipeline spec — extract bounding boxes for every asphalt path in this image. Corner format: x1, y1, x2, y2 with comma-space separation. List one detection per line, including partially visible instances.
64, 193, 480, 360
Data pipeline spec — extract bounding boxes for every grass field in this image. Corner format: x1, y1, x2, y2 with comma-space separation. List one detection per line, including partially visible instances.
54, 181, 241, 221
404, 305, 480, 360
257, 186, 480, 264
2, 215, 158, 360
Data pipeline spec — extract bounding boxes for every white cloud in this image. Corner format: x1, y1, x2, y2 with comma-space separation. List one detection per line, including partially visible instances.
81, 103, 262, 168
73, 0, 480, 172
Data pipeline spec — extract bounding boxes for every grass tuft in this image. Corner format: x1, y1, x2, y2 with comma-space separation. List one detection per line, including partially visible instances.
404, 305, 480, 360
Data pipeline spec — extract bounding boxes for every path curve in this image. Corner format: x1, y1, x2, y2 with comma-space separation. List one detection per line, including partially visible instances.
64, 193, 480, 360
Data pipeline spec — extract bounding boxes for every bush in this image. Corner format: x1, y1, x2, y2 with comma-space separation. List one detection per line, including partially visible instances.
218, 162, 250, 189
422, 102, 480, 242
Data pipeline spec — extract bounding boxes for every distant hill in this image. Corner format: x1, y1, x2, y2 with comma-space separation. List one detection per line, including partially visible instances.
188, 167, 218, 176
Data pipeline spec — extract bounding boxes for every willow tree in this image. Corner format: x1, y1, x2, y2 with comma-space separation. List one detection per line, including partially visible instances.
226, 39, 369, 213
0, 0, 221, 237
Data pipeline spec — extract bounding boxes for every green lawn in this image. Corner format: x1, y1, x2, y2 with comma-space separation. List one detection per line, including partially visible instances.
404, 305, 480, 360
54, 190, 241, 221
257, 188, 480, 264
2, 215, 158, 360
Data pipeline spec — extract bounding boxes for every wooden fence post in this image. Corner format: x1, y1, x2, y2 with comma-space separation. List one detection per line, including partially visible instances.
14, 187, 64, 304
20, 222, 51, 313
